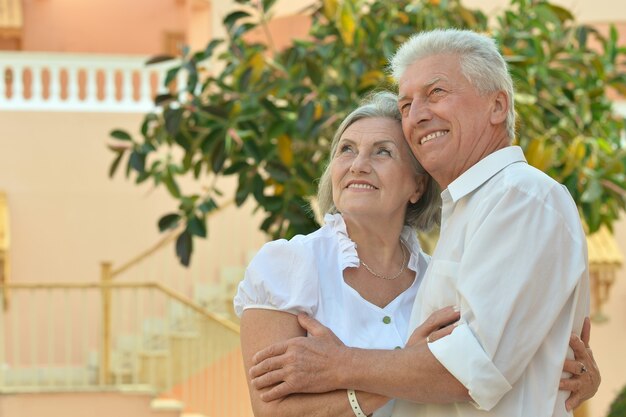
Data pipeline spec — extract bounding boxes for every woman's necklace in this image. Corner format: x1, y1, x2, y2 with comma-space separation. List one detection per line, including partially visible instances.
359, 241, 407, 280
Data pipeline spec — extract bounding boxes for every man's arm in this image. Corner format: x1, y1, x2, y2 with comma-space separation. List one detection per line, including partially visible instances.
250, 307, 468, 403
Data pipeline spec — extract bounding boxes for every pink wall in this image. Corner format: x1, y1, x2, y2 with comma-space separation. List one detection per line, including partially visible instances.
0, 392, 180, 417
21, 0, 199, 54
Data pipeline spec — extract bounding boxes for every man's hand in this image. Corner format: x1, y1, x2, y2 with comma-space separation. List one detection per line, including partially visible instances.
560, 317, 601, 411
249, 313, 347, 402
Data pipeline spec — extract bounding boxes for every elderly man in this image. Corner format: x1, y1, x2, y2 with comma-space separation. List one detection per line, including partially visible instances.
249, 29, 593, 416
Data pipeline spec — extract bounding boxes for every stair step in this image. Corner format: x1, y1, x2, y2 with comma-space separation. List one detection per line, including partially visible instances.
150, 397, 183, 412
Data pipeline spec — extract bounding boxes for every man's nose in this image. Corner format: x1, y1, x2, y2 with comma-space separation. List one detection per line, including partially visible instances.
408, 99, 432, 125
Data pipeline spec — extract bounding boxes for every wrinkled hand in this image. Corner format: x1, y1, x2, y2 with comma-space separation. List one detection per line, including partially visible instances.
249, 313, 347, 402
560, 317, 601, 411
406, 306, 460, 347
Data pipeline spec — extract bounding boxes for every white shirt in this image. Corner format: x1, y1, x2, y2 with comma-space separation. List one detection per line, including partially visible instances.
392, 146, 589, 417
234, 213, 430, 417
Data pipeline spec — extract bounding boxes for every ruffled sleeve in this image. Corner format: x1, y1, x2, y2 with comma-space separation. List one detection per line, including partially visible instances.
233, 238, 319, 317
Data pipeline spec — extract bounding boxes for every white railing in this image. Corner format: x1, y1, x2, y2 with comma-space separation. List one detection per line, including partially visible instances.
0, 52, 185, 113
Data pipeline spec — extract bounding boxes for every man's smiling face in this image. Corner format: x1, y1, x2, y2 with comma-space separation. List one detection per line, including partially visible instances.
398, 53, 504, 189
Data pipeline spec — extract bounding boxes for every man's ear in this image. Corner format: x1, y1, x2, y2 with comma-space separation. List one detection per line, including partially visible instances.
490, 91, 508, 125
410, 175, 428, 204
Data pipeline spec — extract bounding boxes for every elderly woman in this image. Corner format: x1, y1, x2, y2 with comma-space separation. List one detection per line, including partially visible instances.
234, 91, 598, 417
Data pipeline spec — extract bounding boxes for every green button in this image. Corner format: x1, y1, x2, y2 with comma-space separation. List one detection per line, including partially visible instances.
394, 346, 402, 350
383, 316, 391, 324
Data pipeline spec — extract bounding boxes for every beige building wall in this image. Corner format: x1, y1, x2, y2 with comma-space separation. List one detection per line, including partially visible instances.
592, 219, 626, 416
20, 0, 212, 54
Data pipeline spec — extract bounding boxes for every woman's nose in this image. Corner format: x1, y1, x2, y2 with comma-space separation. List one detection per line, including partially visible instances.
350, 153, 371, 173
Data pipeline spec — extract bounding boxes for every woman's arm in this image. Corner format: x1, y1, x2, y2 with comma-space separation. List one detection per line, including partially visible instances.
240, 308, 390, 417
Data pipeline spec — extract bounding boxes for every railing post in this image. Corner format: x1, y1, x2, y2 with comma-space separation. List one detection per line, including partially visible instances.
0, 287, 5, 388
100, 261, 113, 386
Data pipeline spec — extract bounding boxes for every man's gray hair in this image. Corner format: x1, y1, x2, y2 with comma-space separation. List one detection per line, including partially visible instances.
317, 91, 441, 232
390, 29, 516, 141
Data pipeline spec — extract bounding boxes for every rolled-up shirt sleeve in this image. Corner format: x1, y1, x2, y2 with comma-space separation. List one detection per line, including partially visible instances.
428, 323, 511, 410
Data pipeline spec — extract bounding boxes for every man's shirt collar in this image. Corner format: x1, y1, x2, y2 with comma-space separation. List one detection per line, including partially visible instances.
445, 146, 527, 203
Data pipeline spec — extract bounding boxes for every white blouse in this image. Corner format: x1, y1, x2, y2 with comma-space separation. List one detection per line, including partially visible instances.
234, 213, 430, 417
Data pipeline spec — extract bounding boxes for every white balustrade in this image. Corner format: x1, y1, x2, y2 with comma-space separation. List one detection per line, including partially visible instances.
0, 52, 188, 113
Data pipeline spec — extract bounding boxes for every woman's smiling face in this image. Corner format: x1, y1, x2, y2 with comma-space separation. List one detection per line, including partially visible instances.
331, 116, 424, 222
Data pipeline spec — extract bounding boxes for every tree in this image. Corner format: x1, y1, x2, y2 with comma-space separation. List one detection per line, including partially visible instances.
608, 383, 626, 417
108, 0, 626, 265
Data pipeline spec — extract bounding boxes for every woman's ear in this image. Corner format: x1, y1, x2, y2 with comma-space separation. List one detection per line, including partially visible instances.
410, 175, 428, 204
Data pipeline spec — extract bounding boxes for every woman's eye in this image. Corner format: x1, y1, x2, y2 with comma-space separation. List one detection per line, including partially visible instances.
430, 87, 444, 95
339, 144, 354, 153
377, 148, 392, 156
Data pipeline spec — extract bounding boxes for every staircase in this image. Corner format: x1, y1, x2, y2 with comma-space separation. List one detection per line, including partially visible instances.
0, 219, 259, 417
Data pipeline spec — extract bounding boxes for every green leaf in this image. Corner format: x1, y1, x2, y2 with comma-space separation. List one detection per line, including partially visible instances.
164, 66, 181, 87
188, 215, 207, 237
242, 139, 262, 162
175, 230, 193, 267
232, 22, 257, 38
262, 0, 278, 12
211, 140, 227, 173
109, 151, 124, 178
158, 213, 181, 232
252, 173, 265, 203
163, 175, 181, 198
165, 108, 184, 136
581, 178, 603, 202
235, 173, 251, 206
155, 93, 175, 106
198, 39, 224, 61
140, 113, 158, 137
223, 160, 250, 175
129, 151, 146, 174
223, 11, 251, 30
110, 129, 132, 141
146, 54, 176, 65
305, 58, 323, 85
198, 198, 218, 214
548, 4, 574, 23
238, 67, 253, 90
260, 213, 276, 232
266, 162, 291, 182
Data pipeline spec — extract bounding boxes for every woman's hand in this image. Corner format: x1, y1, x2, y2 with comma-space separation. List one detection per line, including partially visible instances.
560, 317, 601, 411
406, 305, 460, 347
